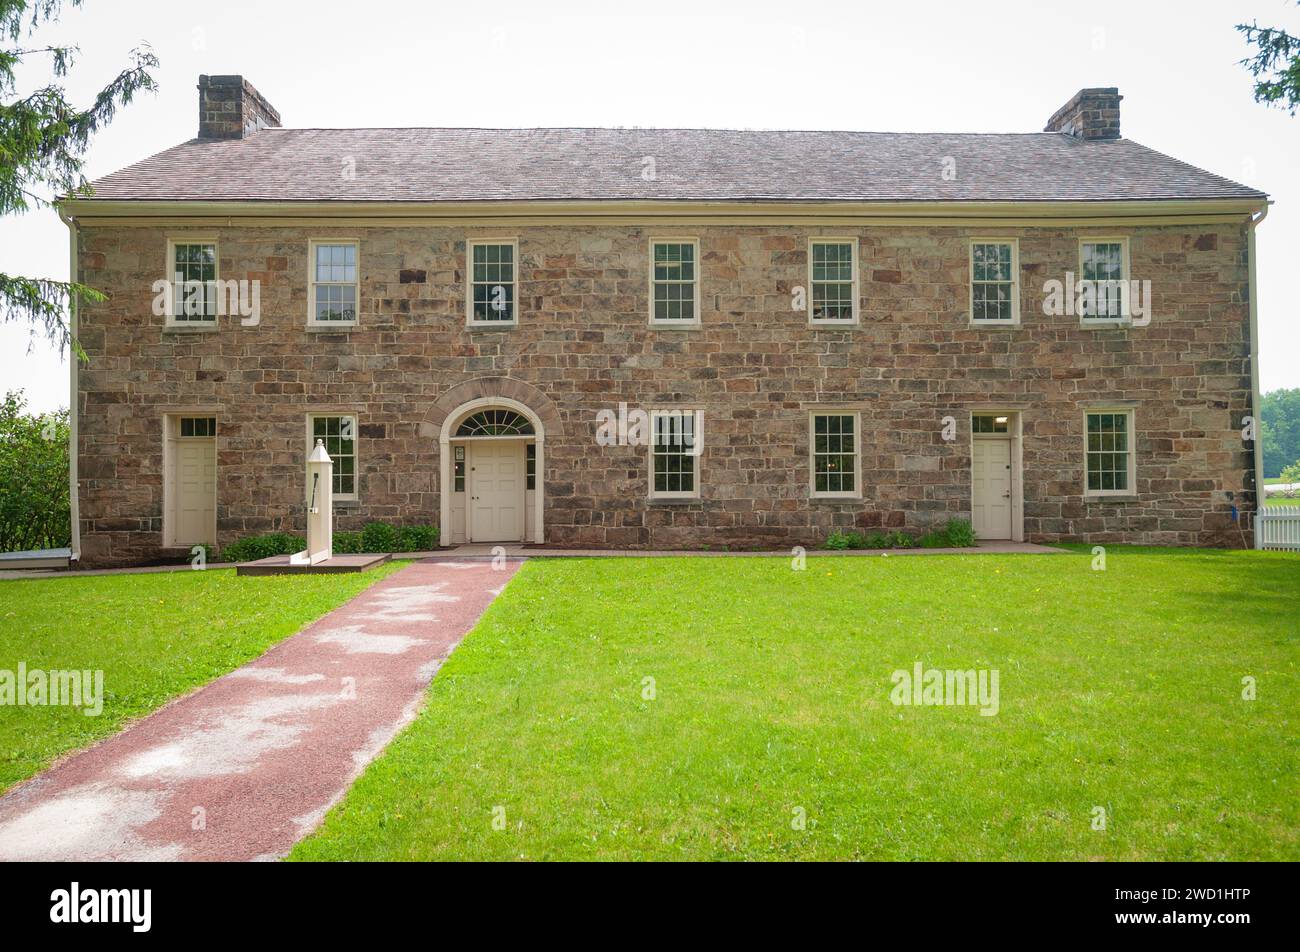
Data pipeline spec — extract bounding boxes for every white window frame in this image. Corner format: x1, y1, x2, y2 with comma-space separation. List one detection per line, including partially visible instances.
1077, 236, 1131, 325
307, 239, 360, 329
968, 238, 1020, 325
306, 413, 359, 502
809, 411, 862, 499
1082, 407, 1136, 498
808, 238, 860, 326
466, 238, 520, 328
164, 237, 220, 329
648, 238, 701, 327
648, 409, 703, 500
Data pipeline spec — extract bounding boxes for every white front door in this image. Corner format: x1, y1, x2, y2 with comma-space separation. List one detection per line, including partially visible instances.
470, 441, 524, 542
174, 440, 216, 545
972, 439, 1013, 540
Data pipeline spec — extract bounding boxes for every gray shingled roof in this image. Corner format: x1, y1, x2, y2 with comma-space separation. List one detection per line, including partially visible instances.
82, 128, 1266, 204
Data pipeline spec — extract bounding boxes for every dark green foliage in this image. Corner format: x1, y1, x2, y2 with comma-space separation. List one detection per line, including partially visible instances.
360, 521, 399, 553
395, 524, 439, 551
1237, 7, 1300, 115
220, 522, 439, 561
1262, 388, 1300, 478
220, 532, 303, 564
824, 519, 974, 551
333, 531, 363, 554
0, 389, 69, 551
1, 1, 158, 355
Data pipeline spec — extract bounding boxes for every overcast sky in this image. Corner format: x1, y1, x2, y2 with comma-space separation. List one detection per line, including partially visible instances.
2, 0, 1296, 413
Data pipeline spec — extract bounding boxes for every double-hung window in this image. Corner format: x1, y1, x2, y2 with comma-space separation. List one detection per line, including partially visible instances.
970, 240, 1018, 323
650, 410, 702, 498
468, 239, 517, 325
167, 240, 218, 325
650, 239, 699, 325
1084, 409, 1135, 496
809, 239, 858, 324
309, 241, 359, 326
1079, 239, 1129, 321
308, 414, 358, 500
811, 412, 860, 497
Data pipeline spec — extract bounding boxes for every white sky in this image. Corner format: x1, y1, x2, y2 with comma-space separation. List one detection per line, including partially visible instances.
2, 0, 1296, 413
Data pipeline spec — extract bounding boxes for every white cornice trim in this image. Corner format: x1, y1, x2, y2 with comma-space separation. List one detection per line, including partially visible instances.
58, 198, 1269, 228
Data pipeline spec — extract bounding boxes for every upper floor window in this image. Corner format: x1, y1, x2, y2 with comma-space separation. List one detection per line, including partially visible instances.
970, 240, 1018, 323
308, 414, 357, 500
468, 240, 517, 325
167, 240, 218, 324
1084, 409, 1135, 496
650, 239, 699, 325
810, 412, 860, 497
309, 241, 358, 327
809, 239, 858, 324
650, 409, 702, 498
1079, 238, 1129, 321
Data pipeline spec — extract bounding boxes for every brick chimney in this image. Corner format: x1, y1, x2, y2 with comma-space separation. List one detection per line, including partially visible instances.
197, 75, 281, 140
1044, 87, 1122, 140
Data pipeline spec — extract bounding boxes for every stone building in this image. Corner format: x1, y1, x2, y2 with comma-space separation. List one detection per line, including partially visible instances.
58, 77, 1269, 565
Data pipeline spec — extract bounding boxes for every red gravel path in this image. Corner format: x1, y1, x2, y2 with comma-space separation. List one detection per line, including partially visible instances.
0, 560, 517, 861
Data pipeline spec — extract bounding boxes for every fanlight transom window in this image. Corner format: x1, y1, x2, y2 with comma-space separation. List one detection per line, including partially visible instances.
455, 409, 535, 436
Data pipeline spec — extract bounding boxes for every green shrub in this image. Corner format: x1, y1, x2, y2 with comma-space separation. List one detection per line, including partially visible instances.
823, 530, 853, 550
918, 529, 948, 548
333, 531, 363, 554
887, 530, 916, 549
221, 532, 304, 563
360, 522, 399, 553
396, 524, 439, 551
865, 531, 891, 549
943, 518, 976, 548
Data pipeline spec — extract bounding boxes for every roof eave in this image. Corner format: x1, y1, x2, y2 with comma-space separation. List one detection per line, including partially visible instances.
57, 196, 1270, 226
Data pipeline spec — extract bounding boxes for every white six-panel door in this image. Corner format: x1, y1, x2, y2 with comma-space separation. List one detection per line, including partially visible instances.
470, 442, 524, 542
972, 439, 1013, 540
173, 439, 217, 545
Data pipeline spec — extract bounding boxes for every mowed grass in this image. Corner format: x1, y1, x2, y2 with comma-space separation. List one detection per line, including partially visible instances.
293, 548, 1299, 861
0, 563, 405, 792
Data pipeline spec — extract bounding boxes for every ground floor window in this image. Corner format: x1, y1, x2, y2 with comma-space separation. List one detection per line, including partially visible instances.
309, 414, 357, 499
650, 410, 701, 498
811, 412, 859, 497
1085, 409, 1135, 494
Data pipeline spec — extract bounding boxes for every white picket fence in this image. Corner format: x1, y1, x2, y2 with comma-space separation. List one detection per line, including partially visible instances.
1256, 508, 1300, 551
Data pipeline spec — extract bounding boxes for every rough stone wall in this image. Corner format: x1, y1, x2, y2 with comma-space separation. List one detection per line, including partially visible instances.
72, 220, 1257, 565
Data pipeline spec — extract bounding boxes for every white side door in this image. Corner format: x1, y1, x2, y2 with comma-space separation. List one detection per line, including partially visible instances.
972, 439, 1012, 540
174, 439, 217, 545
470, 442, 524, 542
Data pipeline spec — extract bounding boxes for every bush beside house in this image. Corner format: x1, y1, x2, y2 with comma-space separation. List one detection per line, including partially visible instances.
220, 523, 439, 563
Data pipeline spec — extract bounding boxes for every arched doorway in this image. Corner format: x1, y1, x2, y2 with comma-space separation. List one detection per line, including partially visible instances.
439, 397, 544, 545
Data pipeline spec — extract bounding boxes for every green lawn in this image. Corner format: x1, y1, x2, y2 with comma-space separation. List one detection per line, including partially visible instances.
0, 563, 405, 792
292, 548, 1299, 861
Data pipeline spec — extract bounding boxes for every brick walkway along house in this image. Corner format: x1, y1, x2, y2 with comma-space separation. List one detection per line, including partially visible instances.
58, 77, 1270, 566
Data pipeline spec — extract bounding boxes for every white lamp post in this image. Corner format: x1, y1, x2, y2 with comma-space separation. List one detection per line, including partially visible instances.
291, 438, 334, 565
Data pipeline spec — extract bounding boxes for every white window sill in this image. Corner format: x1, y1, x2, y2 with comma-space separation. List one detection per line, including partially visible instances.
648, 494, 701, 503
969, 319, 1021, 328
649, 321, 701, 329
466, 321, 518, 329
163, 322, 219, 333
811, 494, 863, 502
308, 322, 358, 331
809, 319, 860, 328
